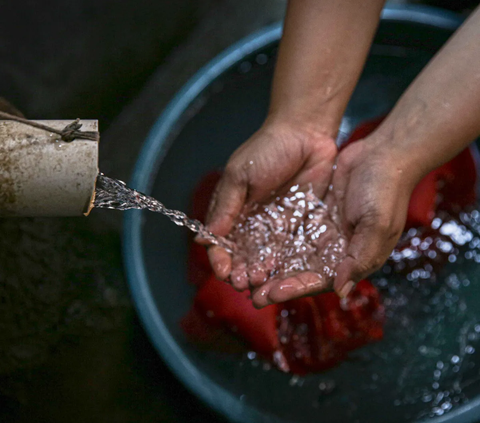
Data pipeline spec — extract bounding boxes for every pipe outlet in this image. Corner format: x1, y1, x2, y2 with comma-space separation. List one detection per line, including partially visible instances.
0, 119, 98, 217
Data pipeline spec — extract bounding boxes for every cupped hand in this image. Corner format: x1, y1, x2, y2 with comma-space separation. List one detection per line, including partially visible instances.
203, 117, 338, 282
251, 137, 418, 308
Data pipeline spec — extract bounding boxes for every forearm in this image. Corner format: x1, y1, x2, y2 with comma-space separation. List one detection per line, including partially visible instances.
268, 0, 386, 138
373, 6, 480, 183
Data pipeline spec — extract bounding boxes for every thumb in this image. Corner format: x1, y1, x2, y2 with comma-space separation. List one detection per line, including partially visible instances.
205, 166, 247, 236
333, 220, 396, 297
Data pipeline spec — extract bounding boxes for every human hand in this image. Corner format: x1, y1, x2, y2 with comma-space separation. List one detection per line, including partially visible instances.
203, 117, 338, 282
251, 137, 417, 308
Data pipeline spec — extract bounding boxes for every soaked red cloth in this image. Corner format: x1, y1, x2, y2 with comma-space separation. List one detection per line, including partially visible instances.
276, 280, 383, 374
182, 117, 477, 374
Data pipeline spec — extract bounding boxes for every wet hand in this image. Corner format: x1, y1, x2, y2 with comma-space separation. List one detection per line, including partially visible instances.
329, 139, 416, 297
202, 118, 338, 282
251, 137, 417, 308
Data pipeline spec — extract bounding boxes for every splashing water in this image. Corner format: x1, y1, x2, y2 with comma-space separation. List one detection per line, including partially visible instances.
373, 208, 480, 419
96, 173, 346, 285
227, 184, 346, 285
234, 207, 480, 421
93, 173, 235, 252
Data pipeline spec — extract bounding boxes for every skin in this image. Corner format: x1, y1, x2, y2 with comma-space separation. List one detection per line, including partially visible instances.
203, 0, 386, 281
202, 2, 480, 308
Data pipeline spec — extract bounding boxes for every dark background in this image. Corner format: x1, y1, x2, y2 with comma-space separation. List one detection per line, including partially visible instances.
0, 0, 478, 422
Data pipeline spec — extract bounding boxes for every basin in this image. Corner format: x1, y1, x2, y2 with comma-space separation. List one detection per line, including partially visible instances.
124, 6, 480, 423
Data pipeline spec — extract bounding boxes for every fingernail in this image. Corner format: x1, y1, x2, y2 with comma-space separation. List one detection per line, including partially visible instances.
338, 280, 355, 298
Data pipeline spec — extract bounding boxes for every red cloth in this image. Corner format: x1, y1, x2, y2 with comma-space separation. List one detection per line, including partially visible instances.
183, 274, 279, 356
182, 117, 477, 374
277, 280, 383, 374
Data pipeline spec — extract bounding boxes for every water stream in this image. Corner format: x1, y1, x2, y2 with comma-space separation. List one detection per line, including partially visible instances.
93, 173, 235, 252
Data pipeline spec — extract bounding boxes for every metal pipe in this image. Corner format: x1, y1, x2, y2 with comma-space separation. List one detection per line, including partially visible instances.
0, 120, 98, 217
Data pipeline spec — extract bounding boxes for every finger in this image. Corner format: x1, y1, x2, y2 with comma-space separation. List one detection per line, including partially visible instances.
324, 166, 350, 229
333, 222, 396, 297
231, 266, 249, 291
248, 265, 269, 287
205, 167, 247, 236
230, 257, 249, 291
251, 272, 329, 308
194, 233, 214, 246
207, 246, 232, 281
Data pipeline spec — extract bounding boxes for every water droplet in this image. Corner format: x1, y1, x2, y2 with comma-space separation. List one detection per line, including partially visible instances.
318, 380, 335, 394
289, 375, 300, 386
442, 401, 452, 411
422, 393, 433, 403
239, 61, 252, 73
255, 53, 268, 65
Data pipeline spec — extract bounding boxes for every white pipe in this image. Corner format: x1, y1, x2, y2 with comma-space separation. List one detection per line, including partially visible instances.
0, 120, 98, 217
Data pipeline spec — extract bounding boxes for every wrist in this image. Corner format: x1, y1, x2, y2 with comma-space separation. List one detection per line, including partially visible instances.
264, 109, 339, 144
363, 132, 425, 191
365, 106, 451, 188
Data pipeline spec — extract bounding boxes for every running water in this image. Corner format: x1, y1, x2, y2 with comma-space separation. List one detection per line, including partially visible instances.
93, 173, 235, 252
95, 174, 346, 285
228, 184, 346, 285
